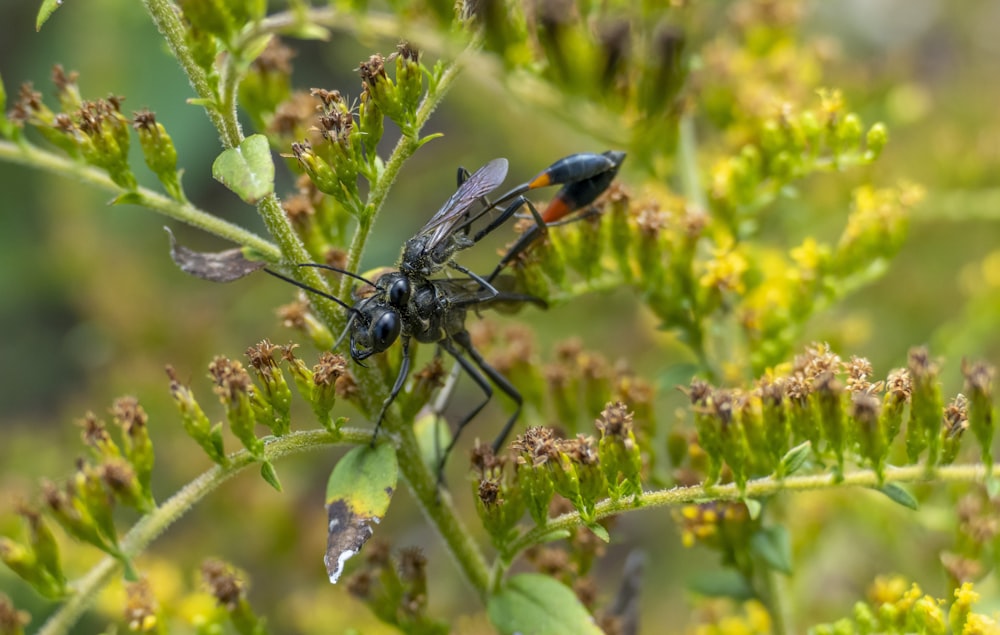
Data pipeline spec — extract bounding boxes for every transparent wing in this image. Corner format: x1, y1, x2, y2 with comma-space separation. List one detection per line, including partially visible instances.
418, 158, 509, 248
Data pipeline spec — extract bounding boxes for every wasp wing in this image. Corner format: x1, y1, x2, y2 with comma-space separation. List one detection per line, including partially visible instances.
417, 158, 509, 249
432, 275, 547, 311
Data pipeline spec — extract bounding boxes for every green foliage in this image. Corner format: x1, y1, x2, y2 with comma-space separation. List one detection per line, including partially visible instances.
1, 1, 999, 634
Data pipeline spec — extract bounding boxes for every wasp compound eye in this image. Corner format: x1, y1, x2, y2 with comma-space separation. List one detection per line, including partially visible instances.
387, 276, 410, 307
372, 310, 401, 352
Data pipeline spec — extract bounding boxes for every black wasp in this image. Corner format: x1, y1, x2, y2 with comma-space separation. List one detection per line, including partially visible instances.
269, 151, 625, 459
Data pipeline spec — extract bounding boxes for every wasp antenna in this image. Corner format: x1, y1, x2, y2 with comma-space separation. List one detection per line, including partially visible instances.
332, 315, 354, 351
296, 263, 377, 287
263, 268, 359, 317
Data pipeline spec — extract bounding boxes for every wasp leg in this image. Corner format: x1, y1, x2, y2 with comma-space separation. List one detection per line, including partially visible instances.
371, 336, 412, 443
452, 331, 524, 455
484, 199, 548, 282
436, 337, 496, 481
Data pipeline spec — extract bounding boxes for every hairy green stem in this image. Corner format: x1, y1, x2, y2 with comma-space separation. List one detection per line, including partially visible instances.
0, 140, 279, 258
505, 461, 1000, 556
393, 424, 491, 598
336, 52, 466, 299
141, 0, 240, 148
36, 427, 370, 635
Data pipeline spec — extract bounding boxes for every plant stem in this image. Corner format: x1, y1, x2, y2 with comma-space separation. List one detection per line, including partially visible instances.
506, 461, 1000, 556
336, 52, 466, 300
142, 0, 240, 148
393, 424, 491, 599
0, 140, 279, 258
36, 427, 371, 635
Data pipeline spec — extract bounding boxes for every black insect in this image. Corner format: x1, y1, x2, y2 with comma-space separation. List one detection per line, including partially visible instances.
268, 151, 625, 460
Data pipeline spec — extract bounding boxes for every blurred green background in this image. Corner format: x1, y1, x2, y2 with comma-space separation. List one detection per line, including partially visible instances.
1, 0, 1000, 632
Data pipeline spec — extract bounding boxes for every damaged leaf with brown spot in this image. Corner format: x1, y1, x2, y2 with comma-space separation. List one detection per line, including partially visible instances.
324, 442, 398, 583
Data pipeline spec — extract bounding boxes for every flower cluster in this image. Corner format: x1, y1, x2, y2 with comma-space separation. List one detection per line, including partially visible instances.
678, 343, 995, 491
343, 541, 446, 635
5, 66, 184, 200
812, 576, 999, 635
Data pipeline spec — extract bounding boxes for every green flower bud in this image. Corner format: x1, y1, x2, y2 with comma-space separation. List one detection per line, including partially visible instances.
41, 481, 109, 553
15, 507, 64, 594
245, 340, 292, 435
166, 365, 227, 465
359, 54, 407, 131
880, 368, 910, 446
51, 65, 82, 114
940, 394, 969, 465
851, 392, 885, 482
474, 477, 522, 551
511, 427, 558, 526
688, 380, 723, 486
906, 347, 942, 466
962, 360, 994, 467
605, 185, 634, 282
913, 594, 946, 635
758, 378, 790, 472
558, 436, 606, 522
836, 113, 863, 153
77, 412, 121, 461
852, 600, 878, 633
99, 459, 149, 512
111, 396, 155, 507
392, 42, 423, 118
815, 372, 845, 477
865, 123, 889, 161
715, 392, 748, 492
949, 582, 978, 635
596, 402, 643, 500
77, 97, 136, 190
292, 141, 341, 199
208, 357, 263, 458
133, 110, 183, 201
73, 464, 119, 549
358, 88, 384, 160
311, 352, 347, 431
0, 538, 54, 597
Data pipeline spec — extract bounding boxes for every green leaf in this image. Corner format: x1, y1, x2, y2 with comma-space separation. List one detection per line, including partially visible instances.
743, 497, 762, 520
212, 134, 275, 204
487, 574, 602, 635
260, 461, 282, 492
324, 443, 398, 583
687, 569, 755, 600
36, 0, 62, 30
750, 525, 793, 575
874, 483, 918, 510
657, 362, 700, 391
536, 529, 573, 544
111, 192, 144, 206
585, 522, 610, 543
778, 441, 811, 476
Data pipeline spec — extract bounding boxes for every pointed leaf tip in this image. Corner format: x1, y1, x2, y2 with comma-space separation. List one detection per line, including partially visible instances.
36, 0, 63, 30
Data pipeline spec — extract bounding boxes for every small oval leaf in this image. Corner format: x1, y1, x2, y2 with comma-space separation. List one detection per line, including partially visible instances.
487, 574, 602, 635
324, 443, 398, 583
212, 134, 275, 204
586, 522, 610, 543
749, 525, 793, 575
687, 569, 755, 600
875, 482, 918, 510
778, 441, 812, 476
36, 0, 62, 30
